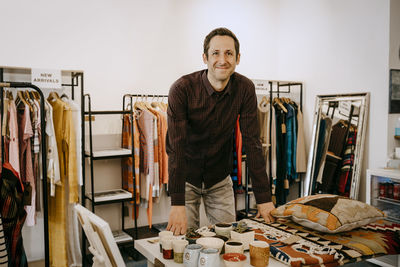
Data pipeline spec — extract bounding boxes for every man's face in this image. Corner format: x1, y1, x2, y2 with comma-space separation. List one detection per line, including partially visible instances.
203, 35, 240, 87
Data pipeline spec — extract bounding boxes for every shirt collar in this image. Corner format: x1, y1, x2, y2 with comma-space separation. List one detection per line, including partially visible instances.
202, 69, 233, 97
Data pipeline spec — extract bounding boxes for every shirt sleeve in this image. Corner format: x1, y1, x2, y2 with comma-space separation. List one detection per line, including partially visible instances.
239, 82, 272, 204
166, 81, 188, 206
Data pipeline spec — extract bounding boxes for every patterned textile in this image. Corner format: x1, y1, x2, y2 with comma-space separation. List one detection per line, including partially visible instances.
243, 218, 400, 267
121, 114, 140, 219
338, 129, 357, 196
271, 194, 384, 233
0, 214, 8, 266
122, 114, 134, 194
0, 163, 27, 267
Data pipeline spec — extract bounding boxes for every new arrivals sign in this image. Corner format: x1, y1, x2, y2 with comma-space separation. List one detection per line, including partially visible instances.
31, 68, 62, 89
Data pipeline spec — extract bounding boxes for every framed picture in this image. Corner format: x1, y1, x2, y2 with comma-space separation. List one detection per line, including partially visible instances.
389, 69, 400, 113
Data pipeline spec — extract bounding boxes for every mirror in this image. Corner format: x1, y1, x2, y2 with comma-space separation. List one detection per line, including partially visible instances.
304, 93, 370, 199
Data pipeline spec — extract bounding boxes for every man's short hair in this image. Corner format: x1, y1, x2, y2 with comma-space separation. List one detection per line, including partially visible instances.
203, 27, 240, 59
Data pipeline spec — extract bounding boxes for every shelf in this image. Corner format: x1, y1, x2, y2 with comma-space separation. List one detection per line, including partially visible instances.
84, 110, 130, 115
85, 189, 133, 205
385, 216, 400, 223
376, 197, 400, 207
395, 135, 400, 140
113, 230, 133, 244
85, 148, 132, 159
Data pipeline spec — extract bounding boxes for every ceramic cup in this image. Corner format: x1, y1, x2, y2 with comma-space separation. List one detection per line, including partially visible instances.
198, 248, 220, 267
158, 230, 173, 253
249, 241, 270, 267
161, 236, 174, 260
184, 244, 203, 267
225, 241, 244, 254
215, 223, 233, 239
173, 239, 189, 263
223, 253, 247, 267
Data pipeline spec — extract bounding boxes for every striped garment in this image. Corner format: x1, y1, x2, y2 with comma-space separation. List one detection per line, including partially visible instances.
0, 214, 8, 267
0, 162, 28, 266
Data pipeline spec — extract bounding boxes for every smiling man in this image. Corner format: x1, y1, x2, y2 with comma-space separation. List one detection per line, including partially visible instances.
166, 27, 275, 235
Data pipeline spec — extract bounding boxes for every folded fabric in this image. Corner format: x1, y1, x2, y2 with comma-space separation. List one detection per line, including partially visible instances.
271, 194, 385, 233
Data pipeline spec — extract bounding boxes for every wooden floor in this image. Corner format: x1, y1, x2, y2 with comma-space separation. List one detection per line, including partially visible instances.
29, 260, 45, 267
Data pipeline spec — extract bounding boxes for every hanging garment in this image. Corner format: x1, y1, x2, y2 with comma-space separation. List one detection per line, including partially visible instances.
328, 121, 348, 156
0, 163, 28, 267
137, 108, 155, 227
133, 116, 141, 204
32, 99, 41, 212
65, 98, 82, 186
17, 103, 35, 226
231, 116, 243, 193
158, 110, 168, 185
257, 100, 270, 175
7, 101, 20, 176
270, 104, 277, 199
295, 108, 307, 173
0, 213, 8, 267
314, 115, 332, 193
284, 103, 296, 184
48, 96, 78, 267
60, 96, 82, 267
274, 103, 287, 206
122, 114, 134, 194
338, 129, 357, 196
45, 100, 61, 197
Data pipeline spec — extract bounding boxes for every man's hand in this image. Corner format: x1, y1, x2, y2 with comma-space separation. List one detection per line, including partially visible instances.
166, 206, 187, 235
256, 202, 276, 223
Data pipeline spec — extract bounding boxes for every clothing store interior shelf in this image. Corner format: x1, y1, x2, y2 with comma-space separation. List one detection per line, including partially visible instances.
84, 148, 132, 159
85, 189, 133, 205
82, 94, 139, 267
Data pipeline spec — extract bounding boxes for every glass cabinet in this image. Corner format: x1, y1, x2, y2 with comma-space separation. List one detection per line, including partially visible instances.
367, 168, 400, 223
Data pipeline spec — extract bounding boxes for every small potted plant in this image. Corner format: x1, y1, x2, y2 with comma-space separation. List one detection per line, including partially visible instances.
230, 221, 255, 250
185, 228, 202, 244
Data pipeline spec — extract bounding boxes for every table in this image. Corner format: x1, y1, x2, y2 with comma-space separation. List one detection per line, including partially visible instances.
134, 237, 288, 267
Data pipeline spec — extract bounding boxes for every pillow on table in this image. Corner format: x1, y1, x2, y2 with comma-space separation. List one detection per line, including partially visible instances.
271, 194, 385, 233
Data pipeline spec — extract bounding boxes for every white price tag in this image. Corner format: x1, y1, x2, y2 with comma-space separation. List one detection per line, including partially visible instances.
338, 101, 351, 116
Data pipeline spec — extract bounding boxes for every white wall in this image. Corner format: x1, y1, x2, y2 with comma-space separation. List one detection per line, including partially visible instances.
387, 0, 400, 159
0, 0, 392, 262
276, 0, 390, 201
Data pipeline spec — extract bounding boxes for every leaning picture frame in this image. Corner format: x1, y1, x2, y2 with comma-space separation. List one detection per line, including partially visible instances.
75, 204, 126, 267
389, 69, 400, 113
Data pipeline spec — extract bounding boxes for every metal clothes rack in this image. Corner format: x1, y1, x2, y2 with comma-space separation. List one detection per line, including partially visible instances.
81, 93, 168, 265
244, 80, 303, 217
0, 67, 83, 267
0, 80, 49, 267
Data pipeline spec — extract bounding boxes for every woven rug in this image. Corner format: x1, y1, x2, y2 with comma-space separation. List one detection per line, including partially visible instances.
242, 218, 400, 267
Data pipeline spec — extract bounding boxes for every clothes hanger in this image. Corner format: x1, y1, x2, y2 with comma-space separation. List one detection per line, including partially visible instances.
7, 91, 13, 100
48, 91, 60, 101
16, 90, 30, 108
273, 97, 287, 113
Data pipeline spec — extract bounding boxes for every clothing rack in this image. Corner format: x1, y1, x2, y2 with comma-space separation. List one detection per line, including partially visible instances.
0, 67, 83, 267
122, 93, 167, 230
0, 79, 50, 267
244, 80, 303, 216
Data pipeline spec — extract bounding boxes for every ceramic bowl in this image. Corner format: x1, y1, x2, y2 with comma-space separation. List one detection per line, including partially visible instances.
230, 229, 255, 251
201, 231, 217, 237
195, 237, 225, 253
223, 253, 247, 267
215, 223, 233, 238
